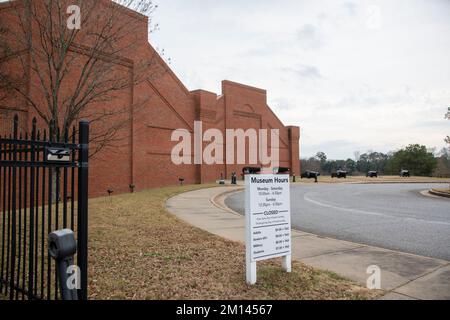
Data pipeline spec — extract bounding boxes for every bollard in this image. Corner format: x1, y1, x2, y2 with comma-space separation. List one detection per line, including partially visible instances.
231, 172, 237, 185
48, 229, 78, 300
219, 173, 225, 185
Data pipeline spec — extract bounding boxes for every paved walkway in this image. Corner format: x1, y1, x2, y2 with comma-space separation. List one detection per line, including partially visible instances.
166, 186, 450, 300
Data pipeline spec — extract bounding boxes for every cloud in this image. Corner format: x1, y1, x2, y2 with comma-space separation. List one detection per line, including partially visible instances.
270, 97, 297, 111
151, 0, 450, 159
294, 65, 322, 79
343, 2, 357, 16
296, 24, 325, 49
281, 64, 322, 82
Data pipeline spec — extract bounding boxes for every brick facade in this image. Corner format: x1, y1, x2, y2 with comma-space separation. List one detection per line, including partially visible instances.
0, 0, 300, 198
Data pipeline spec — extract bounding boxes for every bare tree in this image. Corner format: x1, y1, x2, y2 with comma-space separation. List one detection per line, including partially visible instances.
0, 0, 165, 156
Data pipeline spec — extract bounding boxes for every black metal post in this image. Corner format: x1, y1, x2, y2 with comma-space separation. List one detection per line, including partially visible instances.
27, 119, 36, 299
77, 120, 89, 300
48, 229, 78, 300
9, 115, 17, 300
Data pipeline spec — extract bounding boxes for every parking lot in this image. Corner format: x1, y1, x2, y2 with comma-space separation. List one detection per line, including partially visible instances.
225, 183, 450, 261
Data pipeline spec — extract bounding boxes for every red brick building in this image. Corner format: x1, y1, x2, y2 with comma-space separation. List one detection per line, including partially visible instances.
0, 0, 300, 197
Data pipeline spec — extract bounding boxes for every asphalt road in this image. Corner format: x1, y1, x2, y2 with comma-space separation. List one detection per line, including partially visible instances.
225, 183, 450, 261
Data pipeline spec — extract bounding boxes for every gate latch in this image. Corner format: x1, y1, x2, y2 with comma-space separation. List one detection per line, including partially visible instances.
46, 147, 70, 163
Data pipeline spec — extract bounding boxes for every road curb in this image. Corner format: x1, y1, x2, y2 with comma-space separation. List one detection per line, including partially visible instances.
210, 187, 244, 215
429, 189, 450, 199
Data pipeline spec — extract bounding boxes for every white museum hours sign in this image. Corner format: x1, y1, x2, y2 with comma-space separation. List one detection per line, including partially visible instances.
245, 174, 292, 285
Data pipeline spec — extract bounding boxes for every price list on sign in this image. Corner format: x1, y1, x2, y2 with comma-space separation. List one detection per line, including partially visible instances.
245, 174, 292, 284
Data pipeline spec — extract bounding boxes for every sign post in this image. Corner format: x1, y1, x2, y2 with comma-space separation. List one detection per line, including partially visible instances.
245, 174, 292, 285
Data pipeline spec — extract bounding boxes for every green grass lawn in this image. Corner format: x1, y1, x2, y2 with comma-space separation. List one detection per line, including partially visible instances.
87, 184, 382, 300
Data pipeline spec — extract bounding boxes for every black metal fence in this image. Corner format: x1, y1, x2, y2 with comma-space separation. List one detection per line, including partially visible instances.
0, 115, 89, 300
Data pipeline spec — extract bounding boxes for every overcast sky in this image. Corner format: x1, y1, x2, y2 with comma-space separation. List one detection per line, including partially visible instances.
2, 0, 448, 159
150, 0, 450, 160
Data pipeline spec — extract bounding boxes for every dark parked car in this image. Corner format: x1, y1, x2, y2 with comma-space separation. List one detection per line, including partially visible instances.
400, 170, 410, 177
331, 170, 347, 178
301, 171, 320, 179
301, 170, 320, 183
367, 171, 378, 178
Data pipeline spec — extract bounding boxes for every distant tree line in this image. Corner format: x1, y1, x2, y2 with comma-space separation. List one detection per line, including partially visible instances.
300, 144, 450, 177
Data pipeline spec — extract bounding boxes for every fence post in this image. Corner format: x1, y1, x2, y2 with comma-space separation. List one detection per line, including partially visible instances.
9, 115, 18, 300
27, 118, 36, 299
77, 120, 89, 300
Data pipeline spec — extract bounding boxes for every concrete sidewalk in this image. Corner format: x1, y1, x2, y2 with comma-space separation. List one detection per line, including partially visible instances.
166, 186, 450, 300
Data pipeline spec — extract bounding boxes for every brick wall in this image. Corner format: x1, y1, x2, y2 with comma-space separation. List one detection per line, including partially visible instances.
0, 0, 300, 198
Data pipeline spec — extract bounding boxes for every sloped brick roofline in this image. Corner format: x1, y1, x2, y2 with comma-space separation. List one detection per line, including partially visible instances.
222, 80, 267, 95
